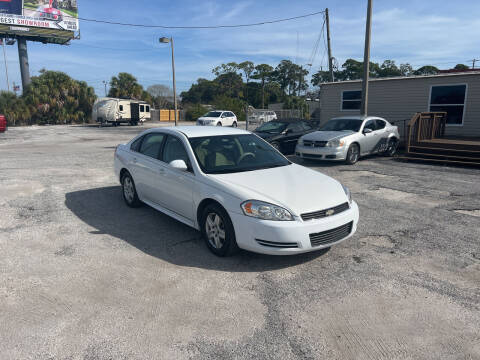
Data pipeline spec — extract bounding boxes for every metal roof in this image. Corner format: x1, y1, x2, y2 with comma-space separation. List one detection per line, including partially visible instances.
321, 71, 480, 86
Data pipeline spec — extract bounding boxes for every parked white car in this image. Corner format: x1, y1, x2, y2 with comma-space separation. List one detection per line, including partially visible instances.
249, 110, 277, 124
114, 127, 359, 256
197, 110, 238, 127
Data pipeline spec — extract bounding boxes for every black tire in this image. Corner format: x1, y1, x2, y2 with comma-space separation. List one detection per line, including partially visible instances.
201, 203, 239, 257
345, 143, 360, 165
121, 172, 142, 208
384, 138, 398, 157
232, 121, 238, 128
217, 122, 222, 126
271, 141, 281, 152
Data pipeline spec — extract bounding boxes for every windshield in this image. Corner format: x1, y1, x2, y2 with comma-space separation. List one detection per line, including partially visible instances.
189, 134, 291, 174
319, 119, 363, 132
203, 111, 222, 118
256, 121, 288, 134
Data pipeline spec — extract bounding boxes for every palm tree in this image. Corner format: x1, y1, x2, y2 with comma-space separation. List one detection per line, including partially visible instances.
252, 64, 273, 109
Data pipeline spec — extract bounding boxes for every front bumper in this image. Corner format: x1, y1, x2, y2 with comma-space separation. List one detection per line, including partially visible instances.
230, 201, 359, 255
295, 144, 348, 161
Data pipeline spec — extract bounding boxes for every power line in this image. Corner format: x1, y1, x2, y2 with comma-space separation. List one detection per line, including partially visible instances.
59, 10, 325, 29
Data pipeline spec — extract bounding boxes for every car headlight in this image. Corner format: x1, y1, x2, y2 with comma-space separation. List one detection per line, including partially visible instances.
241, 200, 294, 221
342, 185, 352, 204
326, 139, 345, 147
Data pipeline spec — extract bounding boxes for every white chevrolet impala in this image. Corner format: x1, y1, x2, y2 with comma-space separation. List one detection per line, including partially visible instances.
114, 126, 359, 256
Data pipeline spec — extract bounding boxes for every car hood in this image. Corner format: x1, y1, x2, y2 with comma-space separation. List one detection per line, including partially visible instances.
301, 130, 356, 141
209, 164, 348, 216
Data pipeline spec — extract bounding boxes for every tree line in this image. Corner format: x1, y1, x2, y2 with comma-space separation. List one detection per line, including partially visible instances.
0, 59, 470, 125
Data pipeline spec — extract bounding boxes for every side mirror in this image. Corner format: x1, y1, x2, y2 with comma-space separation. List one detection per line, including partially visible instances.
363, 128, 373, 134
169, 159, 188, 171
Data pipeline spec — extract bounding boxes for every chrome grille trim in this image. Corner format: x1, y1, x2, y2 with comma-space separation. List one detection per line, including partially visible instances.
301, 202, 350, 221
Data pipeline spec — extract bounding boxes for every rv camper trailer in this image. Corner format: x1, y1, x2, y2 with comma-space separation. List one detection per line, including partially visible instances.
92, 98, 151, 126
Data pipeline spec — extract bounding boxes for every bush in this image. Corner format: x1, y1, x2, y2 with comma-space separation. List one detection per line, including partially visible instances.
185, 103, 208, 121
212, 95, 246, 121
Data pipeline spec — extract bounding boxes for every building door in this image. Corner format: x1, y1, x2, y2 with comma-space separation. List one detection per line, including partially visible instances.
130, 103, 140, 123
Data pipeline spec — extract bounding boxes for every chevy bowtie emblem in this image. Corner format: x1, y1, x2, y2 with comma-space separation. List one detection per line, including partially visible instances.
326, 209, 335, 216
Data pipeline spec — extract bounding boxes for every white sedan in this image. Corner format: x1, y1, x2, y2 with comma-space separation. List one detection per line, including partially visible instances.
114, 126, 359, 256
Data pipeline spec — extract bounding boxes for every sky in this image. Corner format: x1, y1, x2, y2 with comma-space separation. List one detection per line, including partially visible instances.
1, 0, 480, 96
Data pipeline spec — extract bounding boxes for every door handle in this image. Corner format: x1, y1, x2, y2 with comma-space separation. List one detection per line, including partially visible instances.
133, 158, 137, 163
158, 168, 165, 175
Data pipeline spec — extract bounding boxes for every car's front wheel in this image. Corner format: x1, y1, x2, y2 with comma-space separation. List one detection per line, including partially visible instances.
232, 121, 238, 128
216, 122, 222, 126
201, 203, 239, 257
345, 143, 360, 165
121, 172, 142, 208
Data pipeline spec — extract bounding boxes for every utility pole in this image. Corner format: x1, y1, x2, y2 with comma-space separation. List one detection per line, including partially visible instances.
170, 37, 177, 126
360, 0, 373, 116
1, 39, 9, 91
17, 38, 31, 90
471, 59, 479, 69
102, 80, 107, 96
325, 8, 334, 82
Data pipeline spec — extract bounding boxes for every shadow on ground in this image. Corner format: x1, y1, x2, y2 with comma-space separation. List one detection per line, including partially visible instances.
65, 186, 327, 272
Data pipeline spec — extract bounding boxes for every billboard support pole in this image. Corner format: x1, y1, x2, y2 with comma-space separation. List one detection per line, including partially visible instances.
2, 41, 9, 91
18, 38, 31, 90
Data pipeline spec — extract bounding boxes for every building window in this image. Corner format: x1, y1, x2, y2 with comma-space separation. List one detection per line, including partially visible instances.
429, 84, 466, 126
341, 90, 362, 110
146, 106, 150, 112
140, 105, 145, 112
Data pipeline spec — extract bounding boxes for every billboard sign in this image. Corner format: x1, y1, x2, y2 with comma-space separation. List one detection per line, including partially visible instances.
0, 0, 79, 44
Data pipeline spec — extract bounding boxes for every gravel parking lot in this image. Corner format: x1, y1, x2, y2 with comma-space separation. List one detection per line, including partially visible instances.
1, 123, 479, 360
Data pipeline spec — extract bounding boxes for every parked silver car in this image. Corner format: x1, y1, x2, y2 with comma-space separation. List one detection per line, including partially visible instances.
295, 116, 400, 164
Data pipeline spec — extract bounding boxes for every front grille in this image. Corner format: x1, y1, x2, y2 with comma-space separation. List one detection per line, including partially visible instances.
255, 239, 298, 249
310, 222, 353, 247
301, 202, 350, 221
303, 140, 328, 147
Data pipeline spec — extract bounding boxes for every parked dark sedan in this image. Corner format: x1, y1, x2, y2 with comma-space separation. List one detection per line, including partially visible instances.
254, 120, 317, 154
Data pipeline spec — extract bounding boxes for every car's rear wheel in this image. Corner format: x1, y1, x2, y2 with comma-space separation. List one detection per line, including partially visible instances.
384, 138, 398, 157
121, 172, 142, 208
345, 143, 360, 165
216, 122, 222, 126
201, 203, 238, 257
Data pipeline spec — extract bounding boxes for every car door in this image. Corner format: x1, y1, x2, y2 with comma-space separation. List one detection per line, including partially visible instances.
283, 122, 306, 153
220, 112, 229, 126
373, 119, 389, 153
156, 135, 195, 221
131, 132, 167, 201
359, 119, 378, 155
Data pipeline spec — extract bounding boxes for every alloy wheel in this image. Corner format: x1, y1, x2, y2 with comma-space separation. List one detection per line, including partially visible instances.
123, 177, 135, 203
205, 213, 226, 249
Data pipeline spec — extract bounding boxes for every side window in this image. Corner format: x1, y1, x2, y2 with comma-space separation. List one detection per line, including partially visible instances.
140, 105, 145, 112
375, 120, 386, 130
139, 133, 165, 159
221, 112, 227, 118
163, 136, 191, 168
301, 121, 312, 130
364, 120, 376, 131
130, 136, 144, 152
146, 105, 150, 112
228, 112, 235, 117
288, 122, 304, 133
119, 105, 124, 112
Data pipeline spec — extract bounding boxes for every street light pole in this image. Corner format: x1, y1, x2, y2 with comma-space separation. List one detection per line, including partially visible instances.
360, 0, 373, 116
160, 36, 178, 126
